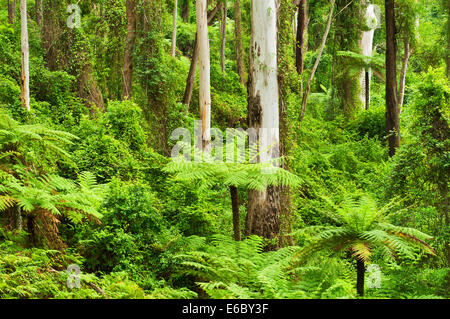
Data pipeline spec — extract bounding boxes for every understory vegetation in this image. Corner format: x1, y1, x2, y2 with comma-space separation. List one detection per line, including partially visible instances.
0, 0, 448, 299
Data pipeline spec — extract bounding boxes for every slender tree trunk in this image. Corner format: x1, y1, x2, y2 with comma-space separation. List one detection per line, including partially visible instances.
35, 0, 42, 27
385, 0, 400, 157
183, 2, 222, 108
181, 0, 190, 22
245, 0, 281, 244
8, 0, 16, 24
234, 0, 245, 86
171, 0, 178, 57
230, 186, 241, 241
220, 1, 227, 74
197, 0, 211, 152
20, 0, 30, 112
295, 0, 308, 75
299, 0, 335, 123
183, 34, 199, 108
397, 37, 411, 111
356, 259, 365, 297
122, 0, 137, 100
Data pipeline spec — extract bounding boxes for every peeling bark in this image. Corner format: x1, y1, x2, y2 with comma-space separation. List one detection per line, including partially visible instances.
246, 0, 281, 244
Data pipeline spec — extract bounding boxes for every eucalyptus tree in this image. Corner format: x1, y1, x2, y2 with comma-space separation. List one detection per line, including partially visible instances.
183, 1, 222, 109
246, 0, 281, 242
20, 0, 30, 112
171, 0, 178, 57
359, 3, 380, 110
196, 0, 212, 152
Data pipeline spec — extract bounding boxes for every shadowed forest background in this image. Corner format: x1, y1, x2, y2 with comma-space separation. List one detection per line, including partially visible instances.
0, 0, 448, 299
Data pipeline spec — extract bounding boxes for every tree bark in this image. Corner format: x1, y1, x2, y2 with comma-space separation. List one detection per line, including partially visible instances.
171, 0, 178, 57
230, 186, 241, 241
359, 4, 378, 110
245, 0, 281, 244
8, 0, 16, 24
234, 0, 245, 86
183, 2, 222, 108
397, 37, 412, 111
35, 0, 43, 27
122, 0, 137, 100
299, 0, 335, 123
385, 0, 400, 157
197, 0, 211, 153
295, 0, 308, 75
220, 1, 227, 74
20, 0, 30, 112
356, 258, 365, 297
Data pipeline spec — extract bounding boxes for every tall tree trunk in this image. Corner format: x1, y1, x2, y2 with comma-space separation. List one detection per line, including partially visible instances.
359, 4, 378, 110
356, 259, 365, 297
35, 0, 43, 27
171, 0, 178, 57
8, 0, 16, 24
230, 186, 241, 241
122, 0, 137, 100
295, 0, 308, 75
197, 0, 211, 153
245, 0, 281, 244
183, 34, 199, 109
220, 1, 227, 73
233, 0, 245, 86
385, 0, 400, 157
397, 37, 412, 111
181, 0, 190, 22
299, 0, 335, 123
183, 2, 222, 108
20, 0, 30, 112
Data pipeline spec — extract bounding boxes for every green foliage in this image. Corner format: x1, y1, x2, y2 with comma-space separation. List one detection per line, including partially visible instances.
296, 195, 435, 263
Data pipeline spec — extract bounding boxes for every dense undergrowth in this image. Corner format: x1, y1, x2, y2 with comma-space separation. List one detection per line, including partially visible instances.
0, 0, 448, 299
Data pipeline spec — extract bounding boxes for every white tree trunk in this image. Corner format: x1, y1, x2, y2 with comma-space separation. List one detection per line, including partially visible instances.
250, 0, 279, 162
20, 0, 30, 112
171, 0, 178, 57
196, 0, 211, 153
359, 4, 378, 109
246, 0, 280, 240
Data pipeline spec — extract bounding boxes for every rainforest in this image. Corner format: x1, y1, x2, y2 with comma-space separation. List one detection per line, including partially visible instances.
0, 0, 448, 300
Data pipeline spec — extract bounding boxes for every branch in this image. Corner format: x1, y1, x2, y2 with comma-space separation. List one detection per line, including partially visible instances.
299, 0, 335, 123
